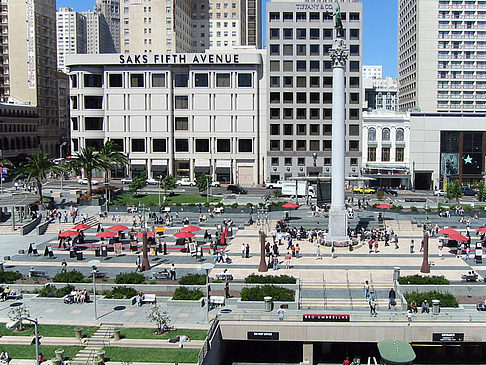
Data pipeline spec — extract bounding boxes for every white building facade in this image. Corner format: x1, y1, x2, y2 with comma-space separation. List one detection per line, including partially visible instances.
56, 7, 87, 72
66, 51, 266, 185
361, 110, 411, 188
362, 65, 382, 80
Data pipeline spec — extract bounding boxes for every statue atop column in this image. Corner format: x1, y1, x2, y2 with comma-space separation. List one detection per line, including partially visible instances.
334, 1, 344, 38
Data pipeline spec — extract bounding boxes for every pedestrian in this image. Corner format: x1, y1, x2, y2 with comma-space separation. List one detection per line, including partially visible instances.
388, 288, 396, 309
287, 236, 293, 250
465, 247, 470, 260
374, 240, 379, 253
272, 254, 279, 270
331, 243, 336, 258
277, 305, 286, 321
407, 310, 413, 325
368, 239, 373, 253
316, 244, 322, 259
136, 255, 141, 272
369, 297, 377, 316
245, 244, 250, 258
241, 243, 245, 258
61, 260, 67, 273
410, 239, 414, 253
224, 281, 231, 298
169, 264, 176, 280
420, 239, 424, 252
421, 300, 430, 313
343, 356, 351, 365
364, 280, 370, 299
285, 251, 291, 269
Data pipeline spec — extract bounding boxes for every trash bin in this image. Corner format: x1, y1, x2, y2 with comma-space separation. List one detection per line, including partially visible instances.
94, 248, 101, 257
393, 267, 401, 282
432, 299, 440, 315
264, 296, 273, 312
69, 250, 76, 258
76, 251, 84, 261
130, 242, 138, 252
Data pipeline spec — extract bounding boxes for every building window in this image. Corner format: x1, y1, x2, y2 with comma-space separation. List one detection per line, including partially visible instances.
71, 117, 78, 130
296, 140, 306, 151
271, 157, 279, 166
350, 45, 360, 56
283, 28, 293, 39
310, 28, 319, 39
323, 140, 331, 151
72, 139, 79, 152
297, 108, 306, 119
270, 140, 280, 151
283, 76, 293, 87
396, 128, 404, 141
175, 117, 188, 130
85, 117, 103, 130
216, 73, 231, 87
349, 109, 359, 120
238, 139, 252, 152
296, 44, 306, 55
175, 96, 188, 109
296, 92, 306, 103
132, 139, 145, 152
270, 76, 280, 87
194, 73, 209, 87
84, 96, 103, 109
283, 140, 293, 151
349, 125, 360, 136
152, 74, 166, 87
350, 158, 358, 166
70, 75, 78, 88
309, 140, 320, 151
368, 147, 376, 161
109, 74, 123, 87
270, 124, 280, 135
283, 61, 293, 72
350, 28, 359, 39
382, 128, 391, 141
368, 128, 376, 141
270, 61, 280, 72
396, 148, 404, 162
298, 158, 305, 166
283, 124, 293, 135
130, 74, 144, 87
175, 139, 189, 152
270, 44, 280, 55
284, 157, 292, 166
270, 108, 280, 119
270, 28, 279, 39
174, 73, 189, 87
195, 139, 209, 152
310, 124, 319, 135
270, 92, 280, 103
296, 60, 306, 72
153, 139, 167, 152
297, 124, 306, 135
349, 140, 359, 151
217, 139, 231, 152
283, 44, 293, 55
382, 147, 390, 161
84, 74, 103, 87
238, 73, 252, 87
296, 28, 306, 39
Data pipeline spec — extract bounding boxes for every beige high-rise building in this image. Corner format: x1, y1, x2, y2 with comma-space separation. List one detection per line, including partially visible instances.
95, 0, 120, 53
121, 0, 261, 54
56, 7, 87, 72
398, 0, 486, 113
0, 0, 61, 156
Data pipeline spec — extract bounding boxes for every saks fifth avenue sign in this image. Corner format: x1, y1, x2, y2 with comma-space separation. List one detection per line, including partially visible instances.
119, 54, 240, 65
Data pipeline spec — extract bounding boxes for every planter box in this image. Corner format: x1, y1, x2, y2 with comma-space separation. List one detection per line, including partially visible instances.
228, 298, 298, 310
167, 297, 205, 307
98, 296, 136, 306
29, 295, 65, 303
397, 284, 486, 297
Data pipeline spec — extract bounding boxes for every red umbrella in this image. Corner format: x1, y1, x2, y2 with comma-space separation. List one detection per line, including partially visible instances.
174, 232, 195, 239
448, 233, 469, 242
182, 226, 201, 232
282, 202, 299, 209
476, 227, 486, 233
109, 225, 129, 232
376, 203, 393, 209
96, 231, 117, 238
73, 223, 92, 230
59, 230, 79, 237
439, 227, 459, 235
135, 231, 155, 238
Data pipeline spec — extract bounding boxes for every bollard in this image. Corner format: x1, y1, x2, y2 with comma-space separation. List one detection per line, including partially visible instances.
432, 299, 440, 315
393, 267, 401, 282
264, 296, 273, 312
163, 243, 167, 255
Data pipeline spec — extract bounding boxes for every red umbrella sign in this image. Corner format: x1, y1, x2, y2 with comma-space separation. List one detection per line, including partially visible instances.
96, 231, 117, 238
376, 203, 393, 209
174, 232, 195, 239
135, 232, 155, 238
59, 230, 79, 237
439, 227, 459, 235
476, 227, 486, 233
109, 225, 129, 232
282, 202, 299, 209
448, 233, 469, 242
182, 226, 201, 232
73, 224, 92, 230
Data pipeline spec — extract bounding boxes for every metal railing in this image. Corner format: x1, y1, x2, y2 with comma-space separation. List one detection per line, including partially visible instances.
198, 317, 219, 365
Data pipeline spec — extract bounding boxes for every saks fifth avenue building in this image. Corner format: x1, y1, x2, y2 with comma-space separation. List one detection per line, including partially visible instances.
66, 51, 267, 185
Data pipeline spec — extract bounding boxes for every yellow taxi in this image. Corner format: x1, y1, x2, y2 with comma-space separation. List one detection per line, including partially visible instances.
353, 187, 376, 194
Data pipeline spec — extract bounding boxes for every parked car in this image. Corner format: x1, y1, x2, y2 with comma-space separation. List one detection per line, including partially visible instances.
376, 187, 398, 196
77, 178, 99, 185
121, 177, 133, 184
146, 178, 160, 185
177, 179, 195, 186
227, 184, 248, 194
433, 189, 446, 196
353, 187, 376, 194
462, 187, 477, 196
265, 181, 284, 189
211, 181, 221, 187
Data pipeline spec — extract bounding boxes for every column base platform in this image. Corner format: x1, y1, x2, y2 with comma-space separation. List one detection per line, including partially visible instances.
326, 208, 348, 246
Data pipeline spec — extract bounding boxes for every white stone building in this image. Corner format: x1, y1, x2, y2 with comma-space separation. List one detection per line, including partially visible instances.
66, 51, 266, 185
362, 65, 382, 80
361, 110, 411, 188
56, 7, 87, 72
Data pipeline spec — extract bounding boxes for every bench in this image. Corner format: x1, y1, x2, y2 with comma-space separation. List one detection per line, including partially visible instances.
209, 295, 225, 309
132, 294, 157, 305
4, 289, 22, 300
29, 270, 47, 278
153, 271, 169, 280
477, 301, 486, 311
95, 271, 107, 279
215, 273, 233, 281
461, 274, 478, 282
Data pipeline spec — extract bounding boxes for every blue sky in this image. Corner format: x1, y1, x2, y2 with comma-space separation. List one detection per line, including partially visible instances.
57, 0, 397, 77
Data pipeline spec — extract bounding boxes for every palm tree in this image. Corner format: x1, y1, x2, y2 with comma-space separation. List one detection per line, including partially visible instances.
99, 140, 128, 199
14, 152, 64, 203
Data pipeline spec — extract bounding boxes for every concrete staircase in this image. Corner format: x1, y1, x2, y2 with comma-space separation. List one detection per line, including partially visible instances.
69, 324, 119, 365
45, 216, 100, 235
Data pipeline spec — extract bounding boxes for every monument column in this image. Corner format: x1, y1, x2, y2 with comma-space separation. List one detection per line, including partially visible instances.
327, 36, 349, 244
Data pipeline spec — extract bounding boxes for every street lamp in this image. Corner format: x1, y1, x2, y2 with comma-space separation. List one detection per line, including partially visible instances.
88, 259, 100, 320
312, 152, 317, 167
7, 317, 40, 365
59, 142, 67, 193
158, 175, 163, 206
201, 263, 214, 323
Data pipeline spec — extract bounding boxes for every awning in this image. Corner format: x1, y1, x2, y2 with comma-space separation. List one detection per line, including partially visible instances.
195, 166, 210, 173
364, 174, 411, 179
216, 160, 231, 167
216, 167, 231, 173
130, 160, 146, 165
195, 159, 210, 167
152, 160, 168, 166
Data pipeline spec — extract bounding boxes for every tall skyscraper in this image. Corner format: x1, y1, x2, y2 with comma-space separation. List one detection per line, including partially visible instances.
95, 0, 120, 53
1, 0, 61, 156
266, 0, 363, 182
82, 10, 114, 54
56, 7, 87, 72
398, 0, 486, 113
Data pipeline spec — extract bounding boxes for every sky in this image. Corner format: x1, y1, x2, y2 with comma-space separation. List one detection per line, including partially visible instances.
56, 0, 398, 77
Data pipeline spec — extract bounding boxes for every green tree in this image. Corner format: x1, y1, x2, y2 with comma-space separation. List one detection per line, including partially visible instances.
195, 174, 212, 195
14, 152, 64, 203
478, 181, 486, 202
130, 172, 147, 196
67, 146, 103, 197
99, 140, 128, 200
446, 180, 463, 200
148, 304, 171, 334
162, 175, 177, 196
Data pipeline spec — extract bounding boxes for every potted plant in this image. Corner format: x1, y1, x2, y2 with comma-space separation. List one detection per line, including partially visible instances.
55, 349, 64, 361
97, 350, 106, 360
74, 327, 83, 340
51, 358, 61, 365
94, 356, 104, 365
113, 328, 121, 341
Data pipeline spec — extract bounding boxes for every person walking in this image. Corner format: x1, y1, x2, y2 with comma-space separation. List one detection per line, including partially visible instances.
295, 244, 300, 258
316, 244, 322, 259
272, 254, 279, 270
388, 288, 396, 309
245, 244, 250, 258
364, 281, 370, 299
61, 260, 67, 274
169, 264, 176, 280
369, 297, 377, 316
277, 305, 286, 321
331, 243, 336, 259
224, 281, 231, 298
410, 239, 414, 253
374, 240, 379, 253
407, 310, 413, 325
420, 239, 424, 252
135, 255, 142, 272
241, 243, 245, 258
465, 247, 470, 260
285, 251, 291, 269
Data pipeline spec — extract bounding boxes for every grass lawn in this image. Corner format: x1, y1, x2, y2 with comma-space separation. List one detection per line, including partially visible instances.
113, 193, 222, 206
0, 345, 83, 360
0, 324, 97, 338
103, 347, 199, 363
119, 328, 207, 341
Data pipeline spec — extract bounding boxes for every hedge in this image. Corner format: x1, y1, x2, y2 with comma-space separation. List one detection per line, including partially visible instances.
244, 274, 297, 284
404, 291, 458, 308
53, 270, 88, 283
37, 285, 74, 298
103, 286, 137, 299
240, 285, 295, 302
172, 287, 204, 300
114, 272, 145, 284
398, 275, 450, 285
0, 271, 23, 283
178, 274, 206, 286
